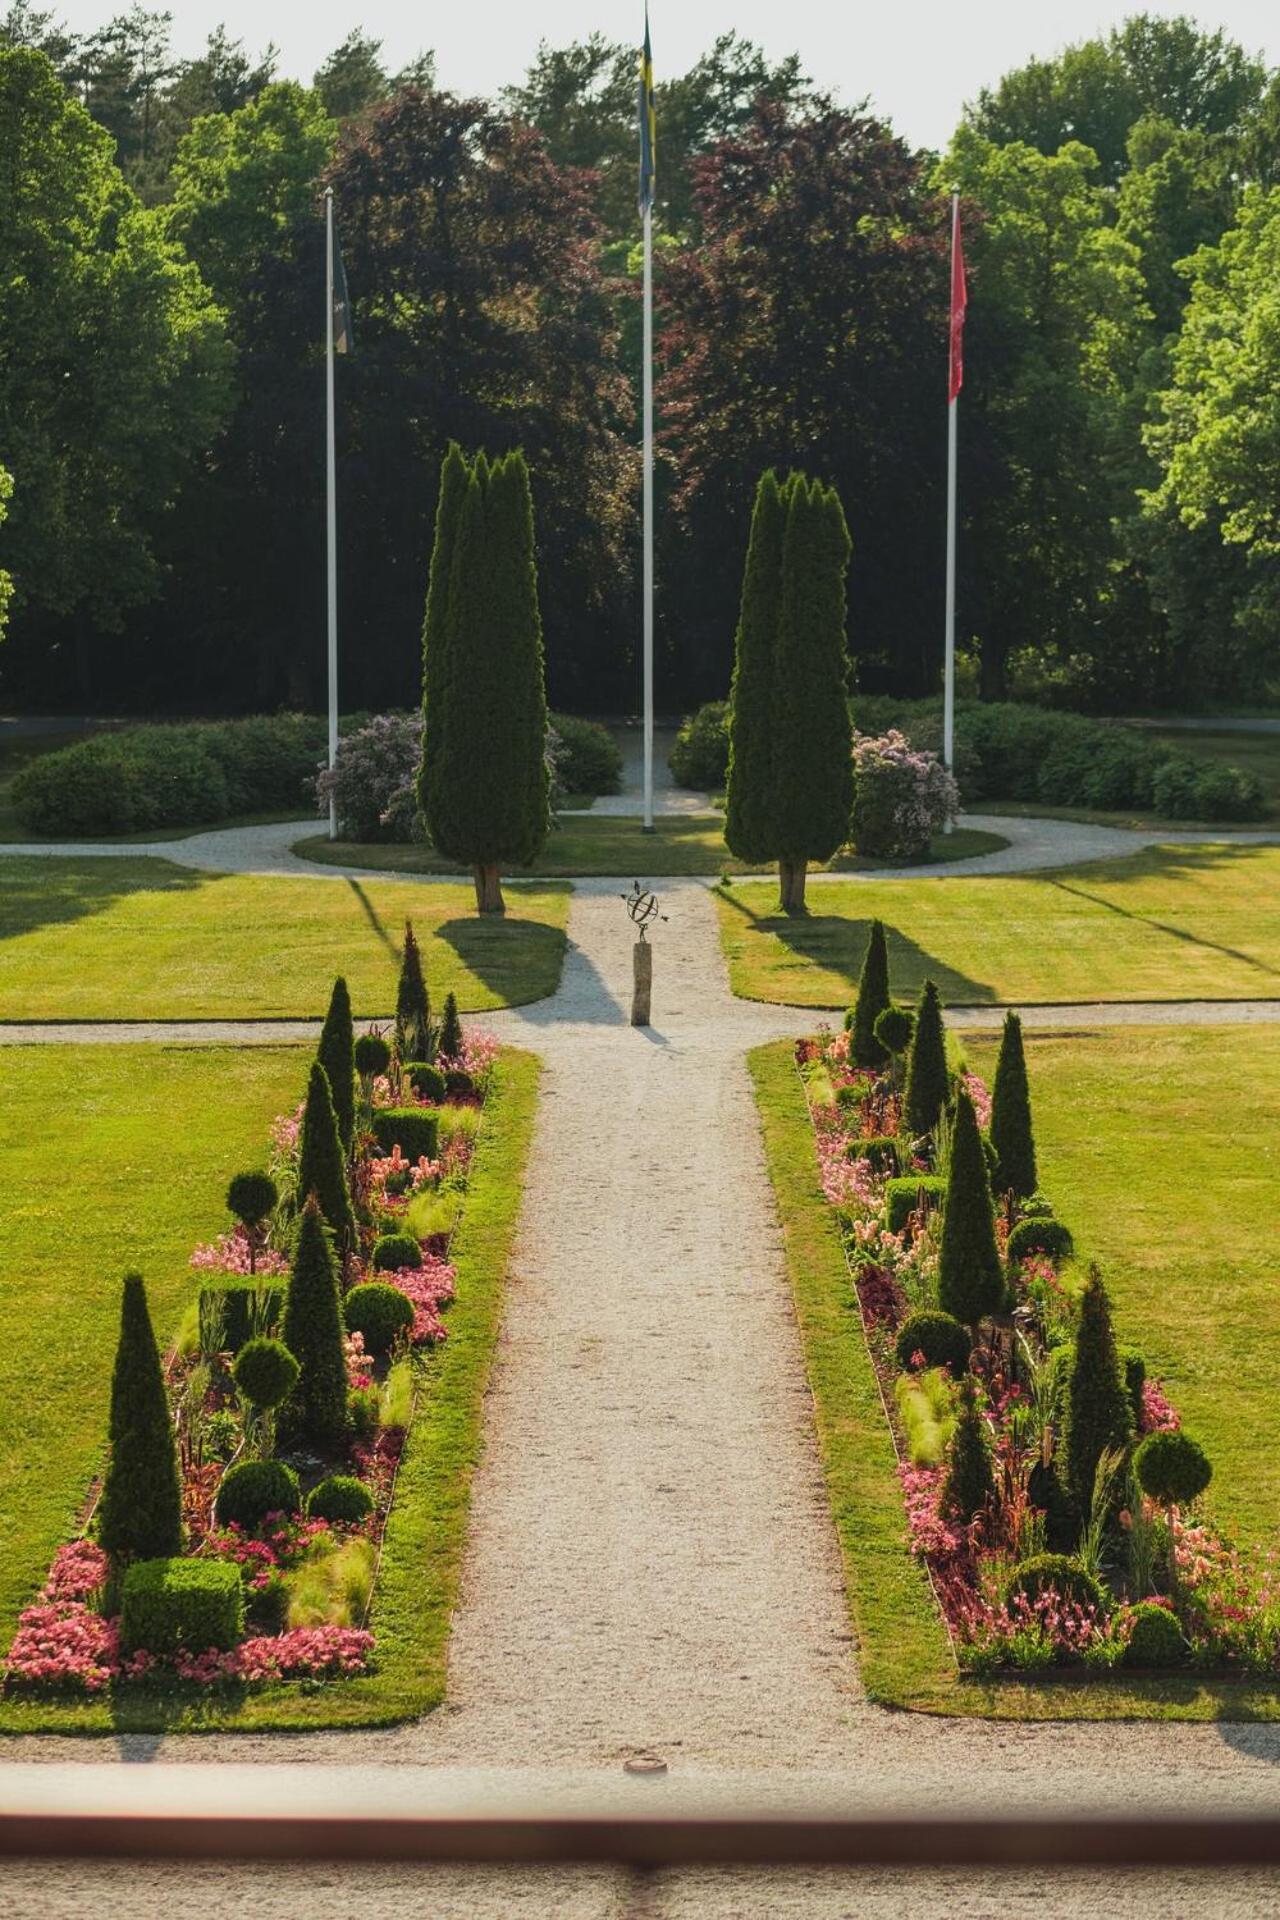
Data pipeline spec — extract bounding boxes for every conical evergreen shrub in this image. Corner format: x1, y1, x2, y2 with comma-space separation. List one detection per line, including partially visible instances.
937, 1088, 1005, 1332
1066, 1266, 1133, 1516
903, 979, 949, 1138
395, 921, 431, 1065
297, 1060, 354, 1241
942, 1376, 995, 1524
849, 919, 891, 1068
282, 1197, 349, 1451
990, 1010, 1037, 1198
724, 470, 787, 865
98, 1273, 183, 1564
317, 976, 355, 1150
418, 440, 469, 830
438, 990, 463, 1063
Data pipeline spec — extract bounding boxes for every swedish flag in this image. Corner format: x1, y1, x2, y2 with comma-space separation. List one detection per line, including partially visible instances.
638, 12, 656, 214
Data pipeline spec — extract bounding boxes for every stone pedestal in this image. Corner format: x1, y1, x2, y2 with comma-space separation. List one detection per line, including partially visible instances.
631, 939, 653, 1027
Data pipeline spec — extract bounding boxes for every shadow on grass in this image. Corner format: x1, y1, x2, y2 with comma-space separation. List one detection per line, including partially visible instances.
346, 878, 399, 958
718, 886, 996, 1005
0, 856, 200, 944
1047, 840, 1280, 982
433, 913, 570, 1010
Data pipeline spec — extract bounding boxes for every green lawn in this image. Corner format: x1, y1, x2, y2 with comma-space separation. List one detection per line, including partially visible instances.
294, 821, 1007, 879
753, 1026, 1280, 1719
0, 857, 569, 1019
719, 842, 1280, 1008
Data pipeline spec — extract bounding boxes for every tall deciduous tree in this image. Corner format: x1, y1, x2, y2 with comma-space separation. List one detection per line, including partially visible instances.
98, 1272, 183, 1563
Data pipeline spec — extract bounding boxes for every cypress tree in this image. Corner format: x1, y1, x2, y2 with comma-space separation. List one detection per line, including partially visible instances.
395, 920, 431, 1064
937, 1089, 1005, 1332
317, 976, 355, 1150
418, 441, 469, 832
297, 1060, 354, 1241
438, 990, 463, 1063
903, 979, 949, 1138
724, 469, 787, 864
849, 919, 891, 1068
1066, 1266, 1133, 1517
98, 1273, 183, 1564
942, 1375, 995, 1524
282, 1198, 349, 1452
990, 1010, 1037, 1199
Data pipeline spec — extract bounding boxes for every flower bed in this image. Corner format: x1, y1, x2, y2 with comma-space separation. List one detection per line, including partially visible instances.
3, 938, 498, 1701
797, 980, 1278, 1682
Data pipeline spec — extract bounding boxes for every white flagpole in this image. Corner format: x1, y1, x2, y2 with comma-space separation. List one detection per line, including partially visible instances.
942, 189, 959, 835
642, 195, 654, 834
325, 187, 338, 842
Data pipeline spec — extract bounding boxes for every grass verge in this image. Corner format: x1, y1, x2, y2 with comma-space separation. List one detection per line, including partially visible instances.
0, 1044, 539, 1734
751, 1034, 1280, 1719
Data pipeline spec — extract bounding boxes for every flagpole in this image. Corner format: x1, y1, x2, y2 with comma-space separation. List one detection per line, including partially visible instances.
325, 187, 338, 843
942, 189, 959, 835
641, 195, 654, 834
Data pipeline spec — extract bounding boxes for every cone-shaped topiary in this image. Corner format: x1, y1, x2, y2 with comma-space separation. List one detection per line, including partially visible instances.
990, 1010, 1037, 1198
438, 990, 463, 1063
942, 1375, 995, 1523
282, 1197, 349, 1451
98, 1273, 183, 1564
394, 921, 431, 1066
297, 1060, 354, 1241
937, 1088, 1005, 1332
418, 439, 469, 834
724, 469, 786, 865
903, 978, 949, 1138
317, 976, 356, 1150
1065, 1265, 1133, 1518
849, 920, 891, 1068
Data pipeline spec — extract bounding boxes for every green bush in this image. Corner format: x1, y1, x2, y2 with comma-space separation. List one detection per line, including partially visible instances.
1124, 1600, 1187, 1668
1152, 756, 1266, 821
1066, 1267, 1134, 1514
225, 1170, 278, 1232
438, 992, 464, 1063
1120, 1347, 1146, 1429
371, 1233, 421, 1272
989, 1011, 1037, 1199
344, 1281, 415, 1355
1134, 1430, 1212, 1506
317, 977, 356, 1151
669, 700, 730, 789
98, 1273, 184, 1565
1006, 1552, 1107, 1613
874, 1005, 914, 1058
405, 1061, 446, 1103
197, 1280, 285, 1356
942, 1375, 995, 1523
894, 1368, 956, 1466
847, 1134, 902, 1175
370, 1108, 440, 1163
895, 1310, 970, 1378
306, 1474, 375, 1524
297, 1060, 354, 1239
903, 980, 949, 1138
848, 920, 890, 1068
214, 1458, 301, 1530
1007, 1217, 1073, 1265
884, 1175, 947, 1235
937, 1090, 1005, 1330
120, 1556, 244, 1657
347, 1384, 380, 1440
354, 1032, 392, 1078
282, 1198, 349, 1450
549, 713, 622, 795
232, 1337, 300, 1412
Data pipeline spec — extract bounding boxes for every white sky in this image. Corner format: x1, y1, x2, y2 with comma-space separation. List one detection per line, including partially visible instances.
55, 0, 1279, 149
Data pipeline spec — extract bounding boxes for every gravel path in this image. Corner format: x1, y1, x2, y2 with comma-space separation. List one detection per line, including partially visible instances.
6, 880, 1280, 1919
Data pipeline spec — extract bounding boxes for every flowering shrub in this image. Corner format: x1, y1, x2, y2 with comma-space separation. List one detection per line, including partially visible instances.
315, 713, 424, 841
850, 730, 959, 861
43, 1541, 110, 1604
191, 1227, 288, 1278
382, 1255, 457, 1344
175, 1626, 374, 1683
5, 1603, 121, 1691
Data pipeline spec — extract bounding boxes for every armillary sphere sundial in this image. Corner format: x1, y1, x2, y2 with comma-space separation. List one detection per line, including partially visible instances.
620, 881, 667, 1026
620, 879, 667, 942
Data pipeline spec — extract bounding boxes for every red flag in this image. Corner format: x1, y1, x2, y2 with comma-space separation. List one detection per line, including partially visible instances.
948, 199, 966, 403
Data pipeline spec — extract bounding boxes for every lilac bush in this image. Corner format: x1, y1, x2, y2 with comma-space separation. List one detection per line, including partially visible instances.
315, 714, 424, 842
850, 729, 959, 861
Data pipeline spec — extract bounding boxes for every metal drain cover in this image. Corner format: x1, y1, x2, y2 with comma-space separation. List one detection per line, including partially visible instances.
623, 1752, 668, 1777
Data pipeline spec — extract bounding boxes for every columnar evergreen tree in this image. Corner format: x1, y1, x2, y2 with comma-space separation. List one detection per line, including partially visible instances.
849, 919, 891, 1067
316, 975, 355, 1150
296, 1060, 354, 1241
98, 1273, 183, 1563
438, 990, 463, 1063
903, 979, 949, 1138
724, 468, 786, 861
990, 1010, 1037, 1198
937, 1089, 1005, 1333
942, 1375, 995, 1524
394, 920, 431, 1063
281, 1197, 349, 1450
1066, 1265, 1133, 1516
418, 440, 468, 833
418, 445, 550, 914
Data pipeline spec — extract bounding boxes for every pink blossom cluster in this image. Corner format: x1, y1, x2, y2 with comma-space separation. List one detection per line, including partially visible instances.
43, 1540, 110, 1603
1140, 1377, 1181, 1433
453, 1027, 499, 1085
345, 1329, 374, 1391
174, 1626, 375, 1684
814, 1124, 879, 1211
4, 1602, 120, 1691
898, 1464, 967, 1560
954, 1584, 1110, 1665
961, 1071, 992, 1128
366, 1145, 438, 1206
383, 1255, 457, 1343
205, 1515, 335, 1582
269, 1105, 303, 1160
190, 1226, 288, 1277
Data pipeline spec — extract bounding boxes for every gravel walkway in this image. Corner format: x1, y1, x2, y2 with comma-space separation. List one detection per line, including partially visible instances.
6, 881, 1280, 1919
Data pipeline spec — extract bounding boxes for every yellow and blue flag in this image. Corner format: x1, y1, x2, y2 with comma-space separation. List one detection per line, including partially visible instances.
638, 12, 656, 214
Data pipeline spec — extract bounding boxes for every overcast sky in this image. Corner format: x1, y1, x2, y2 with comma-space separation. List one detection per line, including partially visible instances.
52, 0, 1279, 150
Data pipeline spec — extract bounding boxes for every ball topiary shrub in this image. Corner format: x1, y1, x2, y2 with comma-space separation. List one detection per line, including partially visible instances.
1124, 1600, 1187, 1669
214, 1458, 301, 1531
344, 1281, 415, 1355
1007, 1216, 1073, 1265
1135, 1430, 1212, 1507
232, 1336, 300, 1412
226, 1170, 278, 1229
444, 1067, 475, 1098
306, 1474, 375, 1524
884, 1175, 947, 1236
370, 1108, 439, 1163
120, 1557, 244, 1657
1005, 1553, 1107, 1614
354, 1032, 392, 1078
874, 1005, 914, 1058
894, 1309, 971, 1378
846, 1135, 902, 1175
371, 1233, 422, 1272
405, 1061, 447, 1103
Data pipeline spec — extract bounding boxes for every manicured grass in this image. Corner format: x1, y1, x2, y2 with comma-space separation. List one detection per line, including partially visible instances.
0, 1044, 540, 1733
719, 842, 1280, 1008
294, 821, 1006, 878
0, 857, 569, 1019
752, 1032, 1280, 1718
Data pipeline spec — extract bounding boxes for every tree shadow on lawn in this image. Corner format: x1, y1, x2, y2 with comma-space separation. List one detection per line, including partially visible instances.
1048, 840, 1280, 984
433, 910, 572, 1011
717, 887, 996, 1006
0, 856, 200, 944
